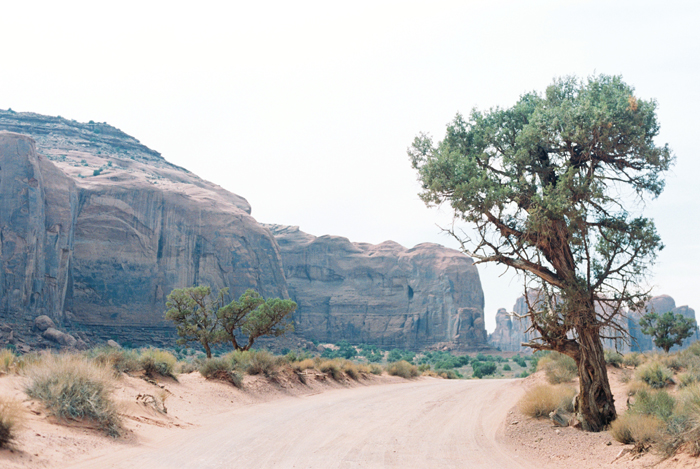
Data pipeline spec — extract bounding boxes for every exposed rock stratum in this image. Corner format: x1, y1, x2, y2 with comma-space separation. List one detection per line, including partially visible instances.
0, 110, 487, 350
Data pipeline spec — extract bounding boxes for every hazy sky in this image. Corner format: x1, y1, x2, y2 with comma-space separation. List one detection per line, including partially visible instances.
1, 1, 698, 333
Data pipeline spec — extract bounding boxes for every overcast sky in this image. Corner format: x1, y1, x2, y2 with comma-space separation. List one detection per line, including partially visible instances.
1, 0, 698, 333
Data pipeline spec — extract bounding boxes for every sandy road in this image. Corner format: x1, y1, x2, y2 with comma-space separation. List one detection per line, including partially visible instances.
69, 378, 536, 469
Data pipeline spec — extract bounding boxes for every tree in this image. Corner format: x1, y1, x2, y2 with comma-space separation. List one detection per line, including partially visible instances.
409, 75, 672, 431
217, 289, 265, 350
165, 286, 226, 358
639, 311, 697, 353
165, 286, 297, 355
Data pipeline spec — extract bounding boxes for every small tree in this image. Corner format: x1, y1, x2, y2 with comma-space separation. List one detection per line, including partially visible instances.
165, 286, 226, 358
639, 311, 697, 353
217, 289, 265, 350
239, 298, 296, 351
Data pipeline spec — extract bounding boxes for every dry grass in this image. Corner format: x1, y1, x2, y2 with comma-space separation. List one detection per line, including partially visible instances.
623, 352, 642, 368
611, 413, 662, 444
86, 347, 141, 374
387, 360, 419, 379
291, 358, 316, 372
538, 352, 577, 384
319, 360, 343, 380
369, 364, 383, 375
25, 353, 122, 437
198, 358, 242, 387
0, 397, 24, 448
139, 348, 177, 379
342, 361, 360, 380
518, 384, 576, 418
0, 349, 18, 374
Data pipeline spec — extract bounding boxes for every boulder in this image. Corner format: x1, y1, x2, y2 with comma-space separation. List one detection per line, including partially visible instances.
34, 315, 56, 332
106, 339, 121, 349
42, 328, 77, 348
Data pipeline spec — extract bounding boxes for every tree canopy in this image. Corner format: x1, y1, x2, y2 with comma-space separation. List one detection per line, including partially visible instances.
165, 286, 296, 358
409, 75, 672, 431
639, 311, 697, 353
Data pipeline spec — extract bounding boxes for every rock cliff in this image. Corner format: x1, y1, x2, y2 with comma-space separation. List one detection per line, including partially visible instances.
0, 110, 288, 347
266, 224, 487, 350
488, 293, 697, 353
0, 110, 489, 351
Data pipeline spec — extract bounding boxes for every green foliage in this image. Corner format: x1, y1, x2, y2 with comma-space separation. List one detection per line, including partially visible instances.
636, 361, 674, 388
630, 389, 676, 421
25, 354, 122, 437
512, 355, 527, 368
240, 350, 279, 377
387, 349, 415, 363
358, 344, 383, 362
472, 361, 497, 378
322, 341, 357, 360
639, 311, 697, 353
387, 360, 419, 378
85, 347, 141, 374
503, 364, 512, 371
165, 286, 296, 357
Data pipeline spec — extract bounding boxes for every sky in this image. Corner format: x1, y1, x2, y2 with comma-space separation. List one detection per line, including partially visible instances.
1, 0, 698, 333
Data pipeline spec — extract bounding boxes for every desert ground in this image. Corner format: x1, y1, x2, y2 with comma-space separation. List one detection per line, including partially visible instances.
1, 365, 699, 469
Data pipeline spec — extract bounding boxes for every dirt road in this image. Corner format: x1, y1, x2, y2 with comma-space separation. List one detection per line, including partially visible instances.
69, 378, 535, 469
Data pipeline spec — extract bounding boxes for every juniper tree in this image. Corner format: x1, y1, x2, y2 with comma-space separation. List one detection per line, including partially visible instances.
409, 75, 672, 431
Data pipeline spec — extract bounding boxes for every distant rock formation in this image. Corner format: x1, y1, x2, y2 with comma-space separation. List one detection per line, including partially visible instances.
267, 224, 488, 350
489, 293, 697, 353
0, 110, 489, 351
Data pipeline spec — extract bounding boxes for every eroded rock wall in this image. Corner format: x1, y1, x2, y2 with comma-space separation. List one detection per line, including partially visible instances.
267, 224, 487, 350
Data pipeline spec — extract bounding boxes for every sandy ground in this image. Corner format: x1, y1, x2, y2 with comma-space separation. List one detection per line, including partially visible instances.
1, 366, 700, 468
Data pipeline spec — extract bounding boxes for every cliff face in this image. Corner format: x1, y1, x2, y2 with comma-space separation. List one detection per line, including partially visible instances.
267, 224, 487, 350
488, 293, 697, 353
0, 112, 288, 346
0, 110, 489, 351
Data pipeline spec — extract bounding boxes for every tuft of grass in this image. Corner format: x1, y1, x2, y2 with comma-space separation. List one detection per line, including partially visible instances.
636, 361, 674, 389
25, 354, 122, 437
538, 352, 577, 384
610, 413, 662, 445
139, 349, 177, 379
369, 364, 383, 375
86, 347, 141, 375
319, 360, 343, 380
244, 350, 280, 377
623, 353, 642, 368
291, 358, 316, 372
0, 349, 18, 374
342, 361, 360, 380
518, 384, 576, 418
387, 360, 419, 379
604, 349, 624, 368
199, 358, 242, 387
0, 398, 24, 448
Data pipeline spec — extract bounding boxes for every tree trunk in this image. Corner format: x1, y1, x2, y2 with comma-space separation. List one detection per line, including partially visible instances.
202, 340, 212, 359
575, 325, 616, 431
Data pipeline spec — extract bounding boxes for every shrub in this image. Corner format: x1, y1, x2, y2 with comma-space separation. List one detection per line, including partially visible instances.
0, 349, 17, 374
86, 347, 141, 374
342, 361, 360, 380
539, 352, 577, 384
631, 389, 676, 421
199, 358, 242, 387
678, 372, 699, 388
623, 352, 642, 368
502, 364, 512, 371
319, 360, 343, 380
291, 358, 316, 372
369, 364, 383, 375
513, 355, 527, 368
140, 349, 177, 379
0, 398, 24, 448
610, 413, 662, 444
636, 361, 674, 389
660, 354, 684, 371
439, 370, 462, 379
25, 354, 122, 437
387, 360, 419, 379
244, 350, 279, 377
518, 384, 576, 418
472, 361, 497, 379
604, 349, 624, 368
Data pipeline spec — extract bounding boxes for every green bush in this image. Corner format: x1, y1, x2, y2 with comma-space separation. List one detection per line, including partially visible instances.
503, 364, 512, 371
636, 361, 674, 389
513, 355, 527, 368
199, 358, 242, 387
387, 360, 419, 378
244, 350, 279, 377
630, 389, 676, 421
472, 361, 497, 378
25, 354, 122, 437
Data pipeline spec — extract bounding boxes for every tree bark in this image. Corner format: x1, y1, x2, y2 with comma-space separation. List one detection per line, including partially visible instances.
202, 340, 212, 359
575, 325, 616, 431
